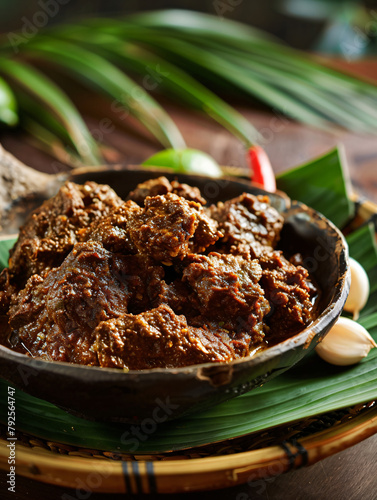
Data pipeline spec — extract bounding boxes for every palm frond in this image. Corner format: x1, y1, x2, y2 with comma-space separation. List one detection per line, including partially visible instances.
0, 58, 101, 165
48, 25, 260, 145
125, 11, 377, 132
22, 117, 84, 168
0, 10, 376, 165
24, 37, 185, 150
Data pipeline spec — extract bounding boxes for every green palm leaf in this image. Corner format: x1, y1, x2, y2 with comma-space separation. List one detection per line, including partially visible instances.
77, 24, 333, 130
189, 38, 377, 131
125, 10, 377, 132
128, 9, 275, 44
142, 37, 331, 129
0, 9, 376, 166
22, 117, 84, 168
129, 8, 377, 100
23, 37, 185, 150
15, 90, 77, 150
0, 58, 101, 165
47, 25, 260, 146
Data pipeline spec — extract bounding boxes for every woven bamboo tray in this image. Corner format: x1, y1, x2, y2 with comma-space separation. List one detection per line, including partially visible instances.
0, 402, 376, 493
0, 196, 376, 494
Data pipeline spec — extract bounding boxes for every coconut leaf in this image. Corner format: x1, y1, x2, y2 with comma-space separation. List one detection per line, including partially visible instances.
129, 9, 377, 101
81, 25, 331, 130
128, 9, 275, 44
22, 117, 84, 168
125, 11, 377, 131
47, 26, 260, 146
23, 37, 185, 150
0, 59, 101, 165
0, 10, 376, 166
14, 90, 78, 154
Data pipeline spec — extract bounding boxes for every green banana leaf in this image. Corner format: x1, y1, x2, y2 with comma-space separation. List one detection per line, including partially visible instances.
276, 147, 354, 228
0, 236, 16, 268
0, 151, 376, 453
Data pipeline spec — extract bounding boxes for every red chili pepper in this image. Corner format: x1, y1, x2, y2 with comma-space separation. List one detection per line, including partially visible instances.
247, 145, 276, 193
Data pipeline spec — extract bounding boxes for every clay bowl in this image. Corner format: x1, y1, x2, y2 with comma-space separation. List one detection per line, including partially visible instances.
0, 167, 350, 422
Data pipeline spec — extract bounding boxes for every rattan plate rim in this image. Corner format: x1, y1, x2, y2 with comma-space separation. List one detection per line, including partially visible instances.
1, 402, 376, 494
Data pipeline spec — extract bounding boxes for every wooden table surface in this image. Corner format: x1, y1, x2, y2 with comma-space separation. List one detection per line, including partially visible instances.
1, 60, 377, 500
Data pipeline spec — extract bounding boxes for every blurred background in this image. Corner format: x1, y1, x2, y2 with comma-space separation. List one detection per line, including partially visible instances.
0, 0, 376, 201
1, 0, 377, 56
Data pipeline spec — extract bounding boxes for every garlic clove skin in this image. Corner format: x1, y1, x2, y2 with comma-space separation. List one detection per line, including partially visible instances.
315, 317, 377, 366
344, 257, 370, 320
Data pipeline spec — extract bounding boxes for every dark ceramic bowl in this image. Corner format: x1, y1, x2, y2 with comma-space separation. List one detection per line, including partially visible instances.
0, 167, 350, 422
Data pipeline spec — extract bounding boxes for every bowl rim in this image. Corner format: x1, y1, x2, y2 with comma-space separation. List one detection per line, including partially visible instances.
0, 172, 350, 379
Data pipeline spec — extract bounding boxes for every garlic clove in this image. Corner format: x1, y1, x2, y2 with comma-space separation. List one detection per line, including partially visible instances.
344, 257, 370, 320
315, 316, 377, 366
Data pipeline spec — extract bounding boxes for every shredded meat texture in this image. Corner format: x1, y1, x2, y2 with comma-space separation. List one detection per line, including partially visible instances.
181, 253, 270, 342
259, 251, 316, 342
170, 180, 206, 205
0, 268, 16, 316
86, 201, 140, 254
7, 181, 122, 285
128, 193, 221, 264
95, 304, 236, 369
8, 241, 165, 364
0, 177, 319, 369
127, 176, 206, 206
210, 193, 284, 258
